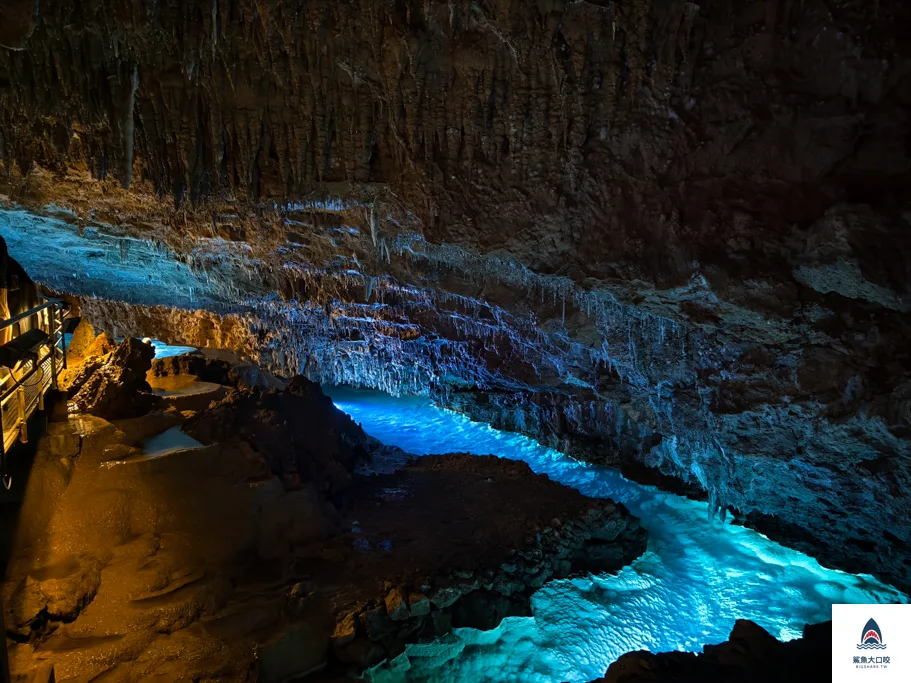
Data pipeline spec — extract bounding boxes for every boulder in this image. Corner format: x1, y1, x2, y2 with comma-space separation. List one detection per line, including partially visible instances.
359, 606, 395, 641
184, 376, 389, 493
150, 353, 231, 385
228, 363, 286, 391
330, 611, 358, 646
595, 619, 832, 683
5, 554, 103, 639
407, 592, 430, 617
70, 338, 155, 418
65, 319, 98, 360
384, 586, 410, 621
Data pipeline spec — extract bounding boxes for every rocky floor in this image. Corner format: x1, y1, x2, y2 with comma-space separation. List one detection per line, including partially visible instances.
1, 326, 647, 682
311, 455, 646, 671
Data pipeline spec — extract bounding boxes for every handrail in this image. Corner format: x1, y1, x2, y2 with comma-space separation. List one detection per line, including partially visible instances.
0, 343, 53, 403
0, 299, 63, 331
0, 298, 69, 489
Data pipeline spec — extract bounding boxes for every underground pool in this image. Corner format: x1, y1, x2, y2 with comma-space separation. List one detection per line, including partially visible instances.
326, 386, 907, 683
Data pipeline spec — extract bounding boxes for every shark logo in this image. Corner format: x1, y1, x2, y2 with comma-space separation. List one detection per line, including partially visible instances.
857, 618, 887, 650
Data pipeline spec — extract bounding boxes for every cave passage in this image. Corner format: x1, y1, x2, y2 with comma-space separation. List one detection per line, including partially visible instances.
63, 333, 196, 360
2, 0, 910, 679
326, 387, 907, 683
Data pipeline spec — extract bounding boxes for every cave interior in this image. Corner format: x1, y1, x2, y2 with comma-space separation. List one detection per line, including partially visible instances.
0, 1, 908, 682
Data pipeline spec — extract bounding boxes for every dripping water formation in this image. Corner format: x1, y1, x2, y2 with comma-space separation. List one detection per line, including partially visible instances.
1, 1, 910, 681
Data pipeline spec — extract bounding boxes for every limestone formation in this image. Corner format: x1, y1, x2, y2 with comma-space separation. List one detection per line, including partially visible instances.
150, 352, 232, 385
316, 453, 648, 671
70, 337, 155, 418
184, 376, 384, 492
3, 355, 646, 681
0, 0, 908, 652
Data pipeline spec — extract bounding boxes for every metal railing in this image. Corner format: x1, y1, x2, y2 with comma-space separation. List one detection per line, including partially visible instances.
0, 298, 68, 488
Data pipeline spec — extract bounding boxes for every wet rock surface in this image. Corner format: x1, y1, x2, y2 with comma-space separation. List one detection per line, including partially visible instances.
317, 454, 647, 670
69, 337, 155, 419
594, 619, 832, 683
150, 350, 287, 392
150, 353, 232, 386
3, 353, 645, 681
0, 0, 907, 601
184, 376, 386, 493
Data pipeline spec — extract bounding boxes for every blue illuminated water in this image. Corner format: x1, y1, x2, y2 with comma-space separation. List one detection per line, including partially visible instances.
64, 334, 196, 359
326, 387, 906, 683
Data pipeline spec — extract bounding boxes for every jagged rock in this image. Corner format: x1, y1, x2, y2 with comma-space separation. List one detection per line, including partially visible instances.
70, 338, 155, 418
294, 452, 649, 672
87, 332, 116, 358
5, 554, 103, 638
359, 606, 395, 641
594, 620, 832, 683
407, 593, 430, 617
490, 575, 524, 597
184, 376, 390, 492
330, 612, 358, 646
429, 580, 475, 610
62, 354, 105, 395
228, 363, 286, 392
384, 586, 409, 621
150, 353, 231, 385
65, 319, 99, 360
793, 205, 910, 312
591, 517, 627, 543
61, 320, 119, 393
450, 591, 529, 631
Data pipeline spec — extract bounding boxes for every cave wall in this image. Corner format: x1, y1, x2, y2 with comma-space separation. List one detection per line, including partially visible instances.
2, 0, 909, 285
0, 0, 909, 590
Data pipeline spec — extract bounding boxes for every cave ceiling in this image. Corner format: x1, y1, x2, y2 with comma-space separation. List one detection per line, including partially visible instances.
0, 0, 910, 589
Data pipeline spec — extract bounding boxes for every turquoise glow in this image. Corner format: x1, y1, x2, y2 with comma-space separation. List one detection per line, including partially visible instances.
146, 339, 197, 359
63, 334, 196, 360
326, 387, 906, 683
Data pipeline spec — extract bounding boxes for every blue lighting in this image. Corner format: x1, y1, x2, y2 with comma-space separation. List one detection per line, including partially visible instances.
146, 339, 198, 359
326, 387, 906, 683
64, 334, 196, 360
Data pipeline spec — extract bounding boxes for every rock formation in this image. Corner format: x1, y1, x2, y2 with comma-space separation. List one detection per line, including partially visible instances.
184, 376, 383, 492
321, 453, 647, 671
595, 619, 832, 683
3, 351, 647, 681
0, 0, 908, 597
0, 0, 37, 50
69, 337, 155, 418
149, 353, 232, 386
